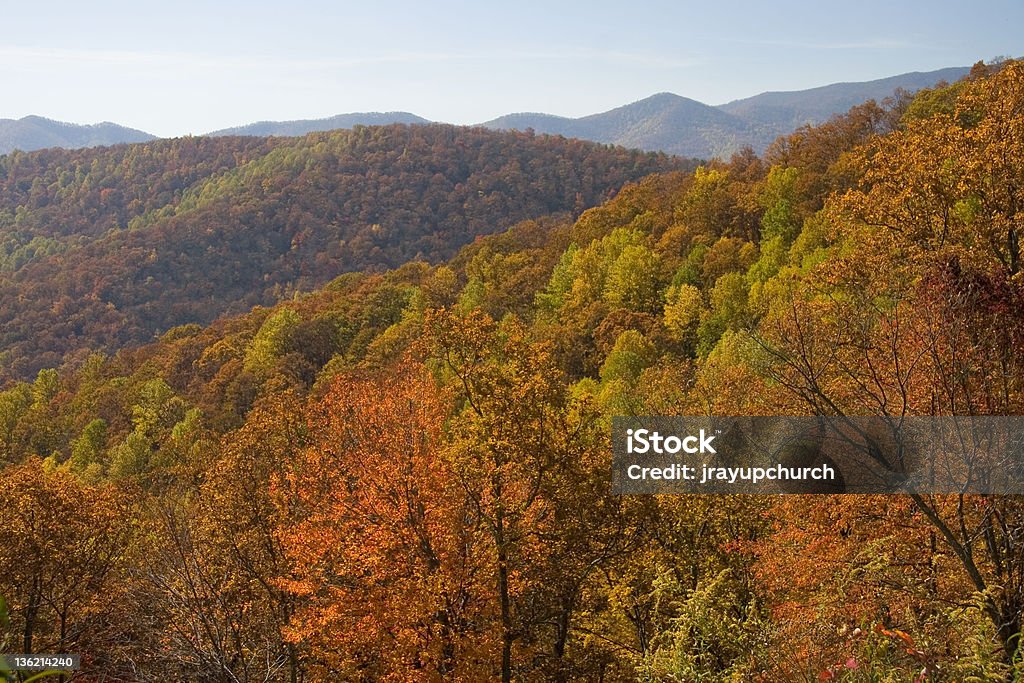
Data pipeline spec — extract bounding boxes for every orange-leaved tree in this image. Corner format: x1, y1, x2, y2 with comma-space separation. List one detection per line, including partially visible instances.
275, 359, 494, 681
0, 459, 132, 672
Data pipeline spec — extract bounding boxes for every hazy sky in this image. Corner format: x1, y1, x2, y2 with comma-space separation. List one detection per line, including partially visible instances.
2, 0, 1021, 137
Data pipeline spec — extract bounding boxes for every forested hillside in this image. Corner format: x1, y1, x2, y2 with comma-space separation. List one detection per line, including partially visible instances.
0, 125, 685, 380
0, 60, 1021, 681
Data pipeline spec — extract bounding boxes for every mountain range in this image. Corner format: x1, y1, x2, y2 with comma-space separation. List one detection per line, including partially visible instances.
207, 112, 431, 137
483, 66, 970, 158
0, 66, 971, 159
0, 115, 155, 155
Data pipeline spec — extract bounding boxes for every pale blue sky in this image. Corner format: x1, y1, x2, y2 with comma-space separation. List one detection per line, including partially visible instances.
2, 0, 1020, 136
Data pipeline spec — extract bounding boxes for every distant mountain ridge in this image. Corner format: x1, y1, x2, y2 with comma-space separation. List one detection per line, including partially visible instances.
199, 65, 975, 158
0, 115, 155, 155
719, 66, 972, 131
484, 92, 758, 159
483, 66, 972, 158
208, 112, 431, 137
1, 66, 972, 158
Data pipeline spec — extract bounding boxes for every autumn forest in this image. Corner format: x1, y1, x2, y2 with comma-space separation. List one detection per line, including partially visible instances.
2, 60, 1024, 681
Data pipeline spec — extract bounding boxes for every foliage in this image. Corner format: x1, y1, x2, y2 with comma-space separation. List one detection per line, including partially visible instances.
1, 63, 1023, 680
0, 125, 685, 381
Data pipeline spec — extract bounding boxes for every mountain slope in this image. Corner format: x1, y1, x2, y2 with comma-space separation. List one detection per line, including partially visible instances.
207, 112, 431, 137
481, 112, 585, 139
718, 66, 971, 132
0, 115, 155, 154
484, 66, 970, 158
484, 93, 756, 159
583, 92, 756, 159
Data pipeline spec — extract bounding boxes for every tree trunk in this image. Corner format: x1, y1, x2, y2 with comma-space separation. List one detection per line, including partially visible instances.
495, 480, 512, 683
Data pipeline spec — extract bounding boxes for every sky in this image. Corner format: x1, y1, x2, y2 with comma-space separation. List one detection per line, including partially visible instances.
2, 0, 1021, 137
